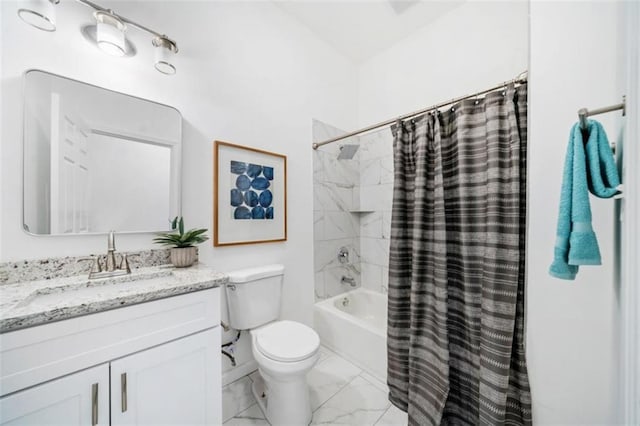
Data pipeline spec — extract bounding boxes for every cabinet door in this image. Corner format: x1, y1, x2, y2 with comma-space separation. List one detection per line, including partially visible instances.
0, 363, 109, 426
111, 327, 221, 426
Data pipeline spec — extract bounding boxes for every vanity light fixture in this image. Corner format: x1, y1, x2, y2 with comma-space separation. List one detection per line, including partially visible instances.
94, 11, 126, 57
16, 0, 179, 75
152, 36, 178, 75
17, 0, 59, 32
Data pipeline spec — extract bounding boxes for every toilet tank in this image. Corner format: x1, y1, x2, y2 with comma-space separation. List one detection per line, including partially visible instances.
225, 264, 284, 330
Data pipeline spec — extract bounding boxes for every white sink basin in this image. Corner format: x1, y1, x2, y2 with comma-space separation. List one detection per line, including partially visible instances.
15, 270, 176, 309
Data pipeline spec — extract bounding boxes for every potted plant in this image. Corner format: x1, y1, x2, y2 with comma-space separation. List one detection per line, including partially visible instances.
153, 216, 209, 267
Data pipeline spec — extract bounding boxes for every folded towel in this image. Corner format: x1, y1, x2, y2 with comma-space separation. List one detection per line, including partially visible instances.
549, 120, 620, 280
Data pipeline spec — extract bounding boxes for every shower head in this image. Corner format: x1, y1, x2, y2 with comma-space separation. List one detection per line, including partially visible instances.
337, 144, 359, 160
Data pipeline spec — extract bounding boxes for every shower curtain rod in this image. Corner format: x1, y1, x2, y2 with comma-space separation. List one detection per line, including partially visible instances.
312, 71, 528, 149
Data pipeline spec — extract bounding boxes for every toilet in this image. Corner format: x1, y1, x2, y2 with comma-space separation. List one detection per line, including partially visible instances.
225, 264, 320, 426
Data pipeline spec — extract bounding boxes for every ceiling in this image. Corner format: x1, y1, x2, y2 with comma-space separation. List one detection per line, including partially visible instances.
272, 0, 466, 63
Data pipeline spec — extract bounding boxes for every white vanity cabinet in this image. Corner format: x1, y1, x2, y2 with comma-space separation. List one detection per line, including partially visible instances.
110, 328, 219, 425
0, 364, 110, 426
0, 287, 222, 425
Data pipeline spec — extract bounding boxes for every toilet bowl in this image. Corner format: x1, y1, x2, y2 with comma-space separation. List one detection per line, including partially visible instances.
224, 265, 320, 425
250, 320, 319, 425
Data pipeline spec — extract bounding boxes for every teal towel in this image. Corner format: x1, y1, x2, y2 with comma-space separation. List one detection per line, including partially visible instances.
584, 121, 621, 198
549, 120, 621, 280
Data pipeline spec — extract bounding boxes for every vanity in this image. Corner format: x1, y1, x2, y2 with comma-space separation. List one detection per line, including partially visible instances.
0, 68, 226, 424
0, 264, 227, 425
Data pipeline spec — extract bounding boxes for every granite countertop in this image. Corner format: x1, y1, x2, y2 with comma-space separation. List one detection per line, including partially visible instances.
0, 264, 228, 333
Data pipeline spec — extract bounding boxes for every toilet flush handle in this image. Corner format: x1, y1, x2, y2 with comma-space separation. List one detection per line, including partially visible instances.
227, 284, 236, 291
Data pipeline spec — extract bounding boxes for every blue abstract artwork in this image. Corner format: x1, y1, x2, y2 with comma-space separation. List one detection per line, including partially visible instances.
230, 161, 274, 220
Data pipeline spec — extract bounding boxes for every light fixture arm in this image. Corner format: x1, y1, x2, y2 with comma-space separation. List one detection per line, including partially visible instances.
18, 0, 179, 73
75, 0, 177, 49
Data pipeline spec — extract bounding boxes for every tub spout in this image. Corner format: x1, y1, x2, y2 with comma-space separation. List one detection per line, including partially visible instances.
341, 276, 356, 287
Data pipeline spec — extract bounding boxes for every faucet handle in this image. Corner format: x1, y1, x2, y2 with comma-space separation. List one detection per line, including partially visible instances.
119, 254, 131, 274
338, 247, 350, 264
78, 256, 102, 276
93, 256, 103, 273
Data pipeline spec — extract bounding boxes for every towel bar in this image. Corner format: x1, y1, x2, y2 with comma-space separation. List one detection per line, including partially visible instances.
579, 96, 626, 130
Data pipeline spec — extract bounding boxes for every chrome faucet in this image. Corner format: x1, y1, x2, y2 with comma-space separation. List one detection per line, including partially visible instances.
84, 231, 132, 280
105, 231, 118, 272
341, 276, 356, 287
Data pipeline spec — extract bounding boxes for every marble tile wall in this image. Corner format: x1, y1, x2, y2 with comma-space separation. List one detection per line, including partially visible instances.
313, 121, 394, 299
357, 129, 394, 294
312, 120, 361, 301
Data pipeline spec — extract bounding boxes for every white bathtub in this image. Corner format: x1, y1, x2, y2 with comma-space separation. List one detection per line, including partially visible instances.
314, 288, 387, 381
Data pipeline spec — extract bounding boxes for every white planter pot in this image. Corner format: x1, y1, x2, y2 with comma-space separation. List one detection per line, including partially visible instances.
170, 247, 197, 268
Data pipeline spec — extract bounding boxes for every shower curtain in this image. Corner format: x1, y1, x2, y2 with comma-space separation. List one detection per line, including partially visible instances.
387, 83, 531, 425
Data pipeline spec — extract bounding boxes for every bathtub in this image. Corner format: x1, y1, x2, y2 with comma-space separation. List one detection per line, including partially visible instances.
314, 288, 387, 381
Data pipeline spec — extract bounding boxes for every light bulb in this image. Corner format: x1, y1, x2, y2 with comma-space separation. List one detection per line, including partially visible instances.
94, 11, 126, 57
153, 36, 178, 75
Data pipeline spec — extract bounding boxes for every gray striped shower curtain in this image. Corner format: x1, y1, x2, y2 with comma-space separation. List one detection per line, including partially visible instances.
387, 84, 531, 425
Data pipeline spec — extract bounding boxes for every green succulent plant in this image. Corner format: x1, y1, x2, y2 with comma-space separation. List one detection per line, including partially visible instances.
153, 216, 209, 248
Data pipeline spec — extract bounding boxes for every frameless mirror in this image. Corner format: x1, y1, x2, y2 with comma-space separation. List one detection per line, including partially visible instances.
23, 70, 181, 235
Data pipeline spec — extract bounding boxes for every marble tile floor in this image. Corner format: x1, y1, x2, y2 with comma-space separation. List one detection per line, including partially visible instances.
224, 346, 408, 425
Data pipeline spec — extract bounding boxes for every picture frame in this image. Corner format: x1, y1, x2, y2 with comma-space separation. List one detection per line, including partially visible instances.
214, 141, 287, 246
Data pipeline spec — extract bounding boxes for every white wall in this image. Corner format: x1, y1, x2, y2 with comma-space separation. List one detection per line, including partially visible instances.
1, 0, 358, 375
356, 0, 528, 127
528, 2, 624, 424
621, 4, 640, 423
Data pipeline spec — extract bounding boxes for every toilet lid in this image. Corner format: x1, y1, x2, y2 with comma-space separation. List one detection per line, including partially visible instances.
255, 320, 320, 362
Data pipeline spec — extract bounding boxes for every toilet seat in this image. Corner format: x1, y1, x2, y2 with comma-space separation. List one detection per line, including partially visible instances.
254, 320, 320, 363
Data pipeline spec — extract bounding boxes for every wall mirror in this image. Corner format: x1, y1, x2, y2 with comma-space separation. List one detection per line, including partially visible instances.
23, 70, 182, 235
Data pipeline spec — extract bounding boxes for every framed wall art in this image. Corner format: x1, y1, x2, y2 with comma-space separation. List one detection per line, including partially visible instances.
214, 141, 287, 246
